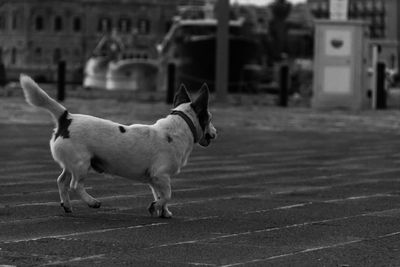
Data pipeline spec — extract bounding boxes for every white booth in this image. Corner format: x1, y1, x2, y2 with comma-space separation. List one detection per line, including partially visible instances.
311, 20, 370, 110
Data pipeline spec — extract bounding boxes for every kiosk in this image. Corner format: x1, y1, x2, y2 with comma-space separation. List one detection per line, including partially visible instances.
312, 20, 369, 110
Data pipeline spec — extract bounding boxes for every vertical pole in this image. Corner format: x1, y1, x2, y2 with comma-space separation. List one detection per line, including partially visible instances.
371, 45, 379, 109
397, 0, 400, 75
0, 60, 6, 88
279, 64, 289, 107
57, 61, 66, 102
376, 62, 386, 109
166, 63, 175, 104
216, 0, 229, 102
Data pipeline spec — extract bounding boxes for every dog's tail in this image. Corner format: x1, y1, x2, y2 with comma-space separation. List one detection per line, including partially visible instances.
19, 74, 67, 122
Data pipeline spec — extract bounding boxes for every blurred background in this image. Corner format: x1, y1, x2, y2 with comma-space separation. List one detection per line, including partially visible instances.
0, 0, 398, 107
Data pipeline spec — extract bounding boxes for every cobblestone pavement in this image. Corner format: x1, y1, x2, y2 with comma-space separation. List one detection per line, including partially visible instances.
1, 98, 400, 266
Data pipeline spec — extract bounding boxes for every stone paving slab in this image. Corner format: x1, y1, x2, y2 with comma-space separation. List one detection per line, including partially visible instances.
1, 99, 400, 266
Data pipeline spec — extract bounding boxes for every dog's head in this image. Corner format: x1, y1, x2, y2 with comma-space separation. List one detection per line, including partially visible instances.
173, 83, 217, 147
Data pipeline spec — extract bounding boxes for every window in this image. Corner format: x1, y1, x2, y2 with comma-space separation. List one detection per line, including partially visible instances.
54, 16, 63, 31
35, 47, 42, 61
98, 17, 111, 32
74, 48, 81, 57
12, 11, 18, 30
11, 47, 17, 65
118, 18, 131, 33
137, 19, 150, 34
0, 15, 5, 30
53, 48, 61, 63
73, 17, 81, 32
35, 16, 44, 31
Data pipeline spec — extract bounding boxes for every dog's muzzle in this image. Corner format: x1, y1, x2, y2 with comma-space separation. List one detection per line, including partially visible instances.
205, 133, 216, 140
199, 132, 216, 147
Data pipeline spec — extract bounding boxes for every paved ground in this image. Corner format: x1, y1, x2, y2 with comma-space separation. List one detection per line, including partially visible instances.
2, 98, 400, 266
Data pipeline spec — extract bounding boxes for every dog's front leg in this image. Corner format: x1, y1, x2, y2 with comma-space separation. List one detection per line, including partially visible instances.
148, 174, 172, 218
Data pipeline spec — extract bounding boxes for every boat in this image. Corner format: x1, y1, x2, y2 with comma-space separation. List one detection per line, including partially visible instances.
157, 18, 264, 92
83, 56, 109, 89
83, 29, 158, 91
106, 59, 158, 91
83, 2, 265, 93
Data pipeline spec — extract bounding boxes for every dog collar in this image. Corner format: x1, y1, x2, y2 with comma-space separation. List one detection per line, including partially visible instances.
170, 110, 198, 143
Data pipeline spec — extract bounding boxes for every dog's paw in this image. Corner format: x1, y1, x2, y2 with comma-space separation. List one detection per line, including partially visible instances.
160, 209, 173, 219
60, 203, 72, 213
88, 202, 101, 209
148, 201, 158, 217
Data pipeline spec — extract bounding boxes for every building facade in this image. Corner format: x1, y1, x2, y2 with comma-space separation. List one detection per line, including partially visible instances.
0, 0, 179, 81
307, 0, 400, 69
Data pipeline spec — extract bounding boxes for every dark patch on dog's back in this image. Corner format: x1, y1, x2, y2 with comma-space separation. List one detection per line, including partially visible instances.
91, 155, 106, 173
119, 125, 126, 133
54, 110, 72, 140
166, 135, 173, 143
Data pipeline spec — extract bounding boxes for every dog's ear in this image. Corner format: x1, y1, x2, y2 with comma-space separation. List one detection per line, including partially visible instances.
173, 84, 191, 108
191, 83, 209, 116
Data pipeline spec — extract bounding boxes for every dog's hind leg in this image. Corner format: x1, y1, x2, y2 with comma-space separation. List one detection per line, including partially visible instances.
75, 181, 101, 209
57, 169, 72, 213
149, 174, 172, 218
70, 162, 101, 209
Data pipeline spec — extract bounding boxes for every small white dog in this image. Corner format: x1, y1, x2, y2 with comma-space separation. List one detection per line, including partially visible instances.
19, 75, 217, 218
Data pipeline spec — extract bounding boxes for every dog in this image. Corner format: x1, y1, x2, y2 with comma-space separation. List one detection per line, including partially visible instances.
19, 75, 217, 218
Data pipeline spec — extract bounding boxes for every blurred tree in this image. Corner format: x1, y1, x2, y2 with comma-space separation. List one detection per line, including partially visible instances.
269, 0, 292, 61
